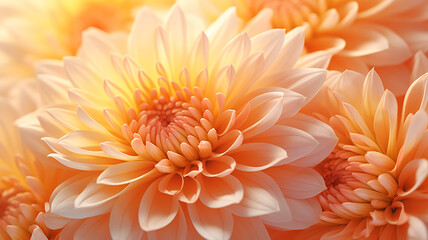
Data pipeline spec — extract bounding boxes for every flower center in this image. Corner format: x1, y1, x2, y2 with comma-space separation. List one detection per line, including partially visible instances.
0, 176, 42, 236
319, 153, 351, 188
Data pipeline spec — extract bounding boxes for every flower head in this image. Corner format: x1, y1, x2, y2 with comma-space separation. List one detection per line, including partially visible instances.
199, 0, 428, 93
0, 0, 174, 81
281, 60, 428, 239
21, 5, 338, 239
0, 98, 67, 240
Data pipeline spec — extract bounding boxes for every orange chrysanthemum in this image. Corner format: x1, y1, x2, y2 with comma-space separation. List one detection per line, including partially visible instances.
275, 62, 428, 239
19, 5, 338, 239
0, 0, 174, 86
197, 0, 428, 95
0, 98, 68, 240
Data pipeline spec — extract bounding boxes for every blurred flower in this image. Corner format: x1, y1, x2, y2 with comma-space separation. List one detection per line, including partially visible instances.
276, 57, 428, 239
0, 0, 174, 87
198, 0, 428, 94
0, 97, 70, 240
19, 5, 338, 239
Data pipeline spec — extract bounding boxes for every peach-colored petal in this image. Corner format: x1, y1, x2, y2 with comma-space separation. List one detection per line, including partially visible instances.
246, 125, 317, 165
188, 200, 233, 240
282, 114, 338, 167
239, 92, 283, 138
230, 216, 270, 239
138, 179, 179, 231
397, 159, 428, 197
267, 165, 326, 199
110, 191, 144, 240
74, 179, 128, 208
97, 161, 157, 185
229, 143, 287, 171
202, 156, 236, 177
74, 214, 112, 240
199, 175, 243, 208
50, 174, 113, 219
147, 207, 187, 240
231, 172, 285, 218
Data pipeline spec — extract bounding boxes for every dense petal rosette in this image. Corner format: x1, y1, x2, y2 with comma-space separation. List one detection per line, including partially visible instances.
276, 58, 428, 239
0, 0, 174, 97
196, 0, 428, 95
0, 98, 75, 240
19, 5, 337, 239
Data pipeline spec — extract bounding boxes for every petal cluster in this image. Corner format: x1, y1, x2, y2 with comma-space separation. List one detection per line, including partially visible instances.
287, 64, 428, 239
18, 6, 338, 239
199, 0, 428, 92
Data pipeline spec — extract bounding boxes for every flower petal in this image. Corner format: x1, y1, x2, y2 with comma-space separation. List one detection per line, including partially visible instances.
188, 200, 233, 240
139, 179, 179, 231
230, 172, 285, 218
246, 125, 317, 165
266, 165, 326, 199
110, 190, 144, 240
239, 92, 283, 138
398, 159, 428, 197
229, 143, 287, 171
199, 175, 243, 208
147, 207, 187, 240
75, 179, 128, 208
202, 156, 236, 177
97, 161, 158, 185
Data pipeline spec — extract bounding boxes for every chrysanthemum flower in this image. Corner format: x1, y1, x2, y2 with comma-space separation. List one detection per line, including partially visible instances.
275, 64, 428, 239
0, 0, 174, 82
198, 0, 428, 92
19, 5, 338, 239
0, 98, 69, 240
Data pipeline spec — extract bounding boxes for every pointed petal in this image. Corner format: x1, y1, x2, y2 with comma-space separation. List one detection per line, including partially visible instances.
266, 165, 326, 199
230, 172, 285, 218
188, 200, 233, 240
97, 161, 157, 185
229, 143, 287, 171
139, 179, 179, 231
199, 175, 243, 208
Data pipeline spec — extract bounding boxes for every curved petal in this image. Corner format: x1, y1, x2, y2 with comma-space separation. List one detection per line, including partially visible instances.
202, 156, 236, 177
178, 177, 201, 203
147, 207, 187, 240
267, 198, 322, 230
398, 159, 428, 197
229, 143, 287, 171
239, 92, 283, 138
139, 179, 179, 231
110, 190, 144, 240
50, 174, 113, 219
230, 216, 270, 240
199, 175, 243, 208
75, 179, 128, 208
188, 200, 233, 240
230, 171, 285, 218
280, 114, 338, 167
338, 24, 389, 57
266, 165, 326, 199
266, 27, 305, 73
212, 130, 243, 157
129, 7, 161, 76
97, 161, 158, 185
74, 214, 112, 240
246, 125, 318, 165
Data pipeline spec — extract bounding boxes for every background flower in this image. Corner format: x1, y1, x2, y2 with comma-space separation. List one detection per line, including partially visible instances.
19, 5, 338, 239
194, 0, 428, 96
0, 0, 174, 96
0, 96, 74, 239
273, 58, 428, 239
